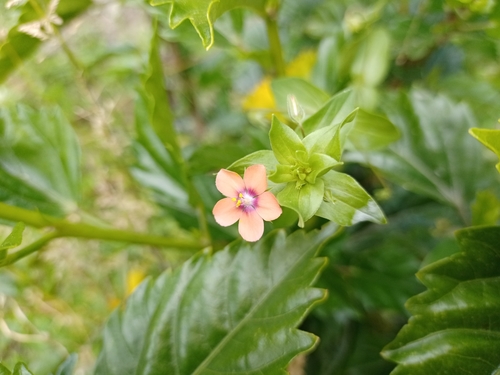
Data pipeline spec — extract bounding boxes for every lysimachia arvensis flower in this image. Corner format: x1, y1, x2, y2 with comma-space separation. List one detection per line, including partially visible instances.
212, 164, 282, 242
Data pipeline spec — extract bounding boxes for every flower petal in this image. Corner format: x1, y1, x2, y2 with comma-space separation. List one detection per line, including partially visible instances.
243, 164, 267, 195
216, 169, 245, 197
256, 191, 282, 221
213, 198, 241, 226
238, 211, 264, 242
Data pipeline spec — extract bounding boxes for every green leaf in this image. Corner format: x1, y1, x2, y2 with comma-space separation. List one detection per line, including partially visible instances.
471, 190, 500, 226
303, 124, 342, 161
350, 27, 391, 87
95, 230, 330, 375
302, 89, 357, 134
0, 105, 81, 216
149, 0, 267, 49
0, 363, 11, 375
269, 116, 307, 165
271, 78, 330, 118
227, 150, 279, 175
0, 0, 92, 83
346, 108, 400, 151
277, 180, 325, 228
12, 364, 33, 375
307, 153, 341, 183
382, 226, 500, 374
0, 222, 25, 260
54, 354, 77, 375
141, 22, 181, 164
348, 89, 495, 221
469, 128, 500, 173
316, 170, 386, 226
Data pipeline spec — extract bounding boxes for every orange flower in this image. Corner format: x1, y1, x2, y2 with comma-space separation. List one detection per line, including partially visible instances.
212, 165, 282, 242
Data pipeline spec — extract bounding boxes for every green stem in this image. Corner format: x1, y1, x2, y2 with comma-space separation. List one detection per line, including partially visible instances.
0, 202, 201, 250
265, 9, 286, 77
0, 231, 58, 267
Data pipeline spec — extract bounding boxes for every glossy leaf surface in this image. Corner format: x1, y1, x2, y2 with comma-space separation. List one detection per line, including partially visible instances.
382, 226, 500, 374
95, 230, 330, 375
0, 105, 81, 216
149, 0, 267, 49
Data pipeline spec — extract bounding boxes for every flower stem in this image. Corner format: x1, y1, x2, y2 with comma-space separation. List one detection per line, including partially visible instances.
265, 7, 286, 77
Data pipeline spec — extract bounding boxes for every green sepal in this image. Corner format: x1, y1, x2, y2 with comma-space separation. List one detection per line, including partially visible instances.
0, 222, 25, 260
277, 180, 325, 228
269, 116, 307, 165
469, 128, 500, 173
227, 150, 279, 175
316, 170, 386, 226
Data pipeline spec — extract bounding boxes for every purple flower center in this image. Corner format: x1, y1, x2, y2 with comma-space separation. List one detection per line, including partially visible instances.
234, 189, 258, 212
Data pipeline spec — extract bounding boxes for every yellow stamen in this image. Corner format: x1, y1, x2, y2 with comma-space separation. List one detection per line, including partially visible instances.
232, 198, 237, 201
236, 199, 242, 207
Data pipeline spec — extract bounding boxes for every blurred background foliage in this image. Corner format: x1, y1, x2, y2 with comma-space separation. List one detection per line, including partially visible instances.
0, 0, 500, 373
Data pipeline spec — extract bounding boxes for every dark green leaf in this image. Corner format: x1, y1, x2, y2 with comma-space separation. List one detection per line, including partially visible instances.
382, 226, 500, 375
95, 230, 331, 375
0, 105, 81, 216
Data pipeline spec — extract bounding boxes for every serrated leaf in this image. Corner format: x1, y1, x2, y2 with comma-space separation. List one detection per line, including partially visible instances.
0, 0, 92, 83
0, 105, 81, 216
95, 230, 330, 375
469, 128, 500, 173
382, 226, 500, 374
316, 170, 386, 226
277, 180, 324, 228
149, 0, 267, 49
271, 78, 330, 118
0, 222, 25, 260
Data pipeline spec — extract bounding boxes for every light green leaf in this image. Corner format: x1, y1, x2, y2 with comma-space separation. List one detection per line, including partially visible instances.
95, 230, 330, 375
12, 364, 33, 375
0, 364, 11, 375
269, 115, 307, 165
303, 124, 342, 161
306, 153, 341, 184
149, 0, 267, 49
302, 89, 357, 134
227, 150, 279, 175
0, 0, 92, 83
271, 78, 330, 118
0, 222, 25, 260
316, 170, 386, 226
472, 190, 500, 226
345, 108, 400, 151
350, 27, 391, 87
277, 180, 325, 228
0, 105, 81, 216
469, 128, 500, 173
382, 226, 500, 374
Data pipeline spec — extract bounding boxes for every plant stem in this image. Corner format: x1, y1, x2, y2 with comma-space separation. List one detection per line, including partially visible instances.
265, 8, 286, 77
0, 202, 202, 250
0, 231, 58, 267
